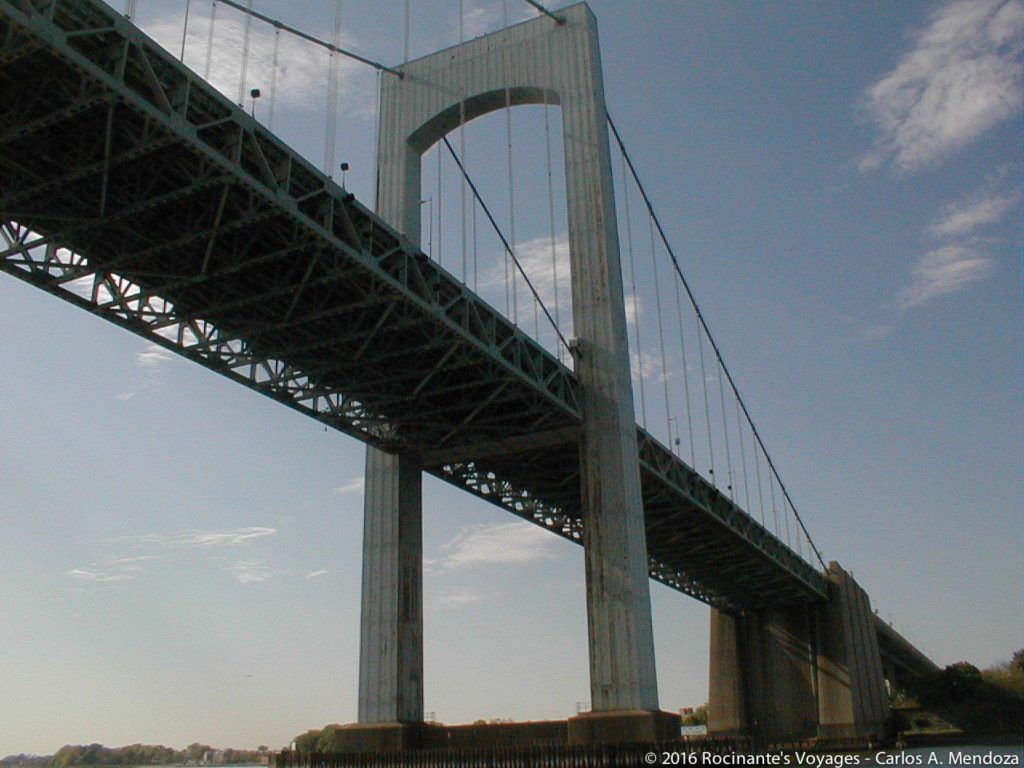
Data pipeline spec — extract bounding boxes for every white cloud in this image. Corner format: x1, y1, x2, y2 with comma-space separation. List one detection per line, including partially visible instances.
428, 521, 558, 572
65, 568, 134, 583
898, 244, 992, 307
860, 0, 1024, 171
333, 477, 365, 496
64, 555, 158, 584
136, 342, 174, 370
303, 569, 328, 579
225, 559, 271, 583
928, 190, 1019, 237
120, 526, 277, 547
630, 351, 662, 384
623, 293, 642, 329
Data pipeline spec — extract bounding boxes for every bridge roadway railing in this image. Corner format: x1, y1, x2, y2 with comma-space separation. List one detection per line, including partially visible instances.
0, 0, 827, 609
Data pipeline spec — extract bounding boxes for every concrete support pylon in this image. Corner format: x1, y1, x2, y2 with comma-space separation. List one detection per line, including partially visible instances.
815, 563, 890, 739
708, 607, 817, 739
368, 3, 667, 740
708, 563, 891, 741
357, 450, 423, 725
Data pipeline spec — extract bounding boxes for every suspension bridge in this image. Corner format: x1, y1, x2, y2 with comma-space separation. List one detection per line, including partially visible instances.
0, 0, 938, 749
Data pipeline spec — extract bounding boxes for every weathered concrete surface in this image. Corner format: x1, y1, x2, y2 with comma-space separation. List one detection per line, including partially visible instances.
709, 563, 891, 740
357, 451, 423, 723
816, 563, 890, 739
567, 710, 681, 745
758, 607, 818, 737
708, 609, 747, 735
375, 1, 659, 717
709, 607, 816, 739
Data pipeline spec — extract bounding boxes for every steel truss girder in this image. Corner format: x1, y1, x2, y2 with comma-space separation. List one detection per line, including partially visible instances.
0, 0, 829, 610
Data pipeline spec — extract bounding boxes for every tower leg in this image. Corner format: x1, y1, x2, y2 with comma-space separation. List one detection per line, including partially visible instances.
357, 447, 423, 726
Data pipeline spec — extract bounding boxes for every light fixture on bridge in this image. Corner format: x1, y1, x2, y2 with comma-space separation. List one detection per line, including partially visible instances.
340, 162, 350, 187
249, 87, 261, 117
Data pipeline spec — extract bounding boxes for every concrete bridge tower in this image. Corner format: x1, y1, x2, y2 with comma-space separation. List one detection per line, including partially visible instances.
357, 1, 676, 745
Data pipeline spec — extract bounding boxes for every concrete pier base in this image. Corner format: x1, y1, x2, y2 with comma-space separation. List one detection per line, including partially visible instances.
708, 607, 817, 739
709, 562, 890, 740
816, 563, 890, 739
567, 710, 681, 745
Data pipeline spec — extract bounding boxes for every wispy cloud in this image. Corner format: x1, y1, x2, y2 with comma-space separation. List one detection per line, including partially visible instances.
65, 568, 134, 583
141, 8, 375, 121
303, 569, 328, 579
333, 477, 365, 496
224, 559, 271, 584
64, 555, 159, 584
898, 244, 993, 308
477, 232, 573, 337
136, 342, 174, 370
435, 586, 483, 608
896, 175, 1016, 308
860, 0, 1023, 172
928, 189, 1020, 237
115, 342, 175, 401
427, 521, 558, 573
117, 527, 277, 548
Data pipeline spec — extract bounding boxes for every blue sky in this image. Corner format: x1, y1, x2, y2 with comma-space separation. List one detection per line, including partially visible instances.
1, 0, 1021, 756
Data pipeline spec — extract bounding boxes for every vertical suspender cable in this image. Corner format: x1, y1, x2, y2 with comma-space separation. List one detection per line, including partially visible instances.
436, 147, 442, 266
502, 0, 517, 325
237, 0, 253, 106
268, 27, 280, 130
180, 0, 192, 62
203, 0, 217, 82
372, 70, 380, 197
752, 432, 767, 526
324, 0, 342, 176
403, 0, 410, 63
735, 396, 751, 511
672, 278, 697, 466
783, 494, 792, 548
458, 0, 468, 283
769, 469, 780, 537
544, 84, 561, 362
718, 361, 735, 498
647, 212, 673, 447
619, 153, 646, 428
697, 327, 716, 485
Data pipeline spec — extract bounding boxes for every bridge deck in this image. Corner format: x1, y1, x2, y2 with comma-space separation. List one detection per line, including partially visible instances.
0, 0, 827, 610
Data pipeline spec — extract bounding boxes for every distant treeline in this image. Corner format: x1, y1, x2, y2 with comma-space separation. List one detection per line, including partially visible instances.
1, 744, 270, 768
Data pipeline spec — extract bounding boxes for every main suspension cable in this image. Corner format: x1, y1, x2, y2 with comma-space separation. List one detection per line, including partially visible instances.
215, 0, 403, 78
607, 111, 826, 569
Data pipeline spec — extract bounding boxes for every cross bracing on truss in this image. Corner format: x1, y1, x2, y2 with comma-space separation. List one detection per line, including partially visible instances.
0, 0, 827, 610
